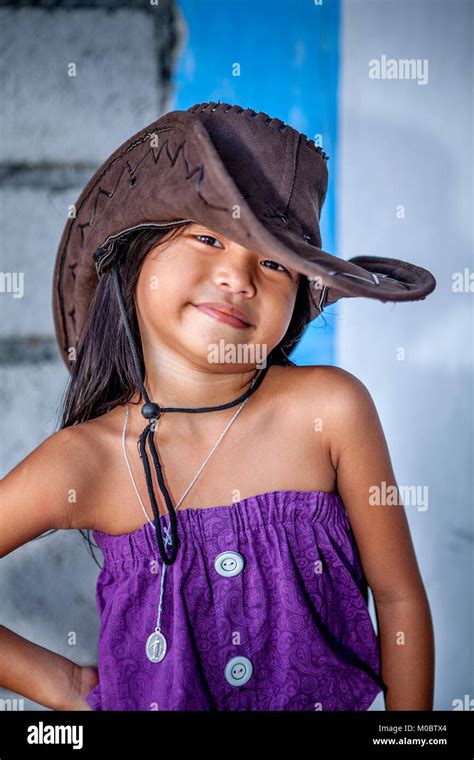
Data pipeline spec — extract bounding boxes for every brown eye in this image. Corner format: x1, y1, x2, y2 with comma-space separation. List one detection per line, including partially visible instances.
260, 259, 291, 275
194, 235, 224, 248
194, 235, 294, 279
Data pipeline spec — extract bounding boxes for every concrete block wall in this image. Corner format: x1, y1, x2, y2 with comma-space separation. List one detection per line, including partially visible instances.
0, 0, 184, 710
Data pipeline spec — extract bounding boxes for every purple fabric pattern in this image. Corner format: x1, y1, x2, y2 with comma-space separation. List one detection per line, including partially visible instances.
85, 490, 385, 711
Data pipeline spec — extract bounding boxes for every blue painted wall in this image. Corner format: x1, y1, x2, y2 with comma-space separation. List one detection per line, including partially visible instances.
173, 0, 341, 366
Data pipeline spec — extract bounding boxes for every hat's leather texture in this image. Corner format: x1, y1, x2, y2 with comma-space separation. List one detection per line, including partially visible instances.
52, 101, 437, 370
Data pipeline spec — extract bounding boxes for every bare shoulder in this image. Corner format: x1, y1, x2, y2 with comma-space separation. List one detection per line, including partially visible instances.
287, 363, 369, 394
25, 416, 115, 530
38, 423, 107, 529
59, 412, 120, 529
277, 364, 378, 467
272, 363, 371, 409
297, 366, 427, 605
307, 366, 381, 464
0, 423, 104, 557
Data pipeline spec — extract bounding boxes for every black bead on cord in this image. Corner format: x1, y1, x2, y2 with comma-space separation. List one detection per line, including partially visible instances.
111, 261, 271, 566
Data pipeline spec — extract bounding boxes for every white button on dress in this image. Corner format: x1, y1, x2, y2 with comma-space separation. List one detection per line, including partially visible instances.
214, 550, 245, 577
224, 656, 253, 686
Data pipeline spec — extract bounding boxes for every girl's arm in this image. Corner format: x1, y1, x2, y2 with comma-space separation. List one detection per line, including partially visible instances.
324, 367, 435, 711
0, 625, 96, 711
0, 428, 98, 709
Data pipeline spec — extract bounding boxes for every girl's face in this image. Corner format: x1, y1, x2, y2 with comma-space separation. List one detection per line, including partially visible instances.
134, 223, 301, 367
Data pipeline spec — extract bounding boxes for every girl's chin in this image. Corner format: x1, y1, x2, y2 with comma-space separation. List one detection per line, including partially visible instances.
183, 332, 254, 362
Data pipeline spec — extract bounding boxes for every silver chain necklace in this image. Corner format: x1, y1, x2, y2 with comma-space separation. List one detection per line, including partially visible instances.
121, 378, 256, 663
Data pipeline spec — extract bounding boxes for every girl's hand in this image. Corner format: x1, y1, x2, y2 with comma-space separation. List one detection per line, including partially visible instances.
63, 664, 99, 711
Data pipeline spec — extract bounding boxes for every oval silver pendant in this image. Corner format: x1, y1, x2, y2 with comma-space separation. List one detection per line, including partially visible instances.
146, 630, 167, 663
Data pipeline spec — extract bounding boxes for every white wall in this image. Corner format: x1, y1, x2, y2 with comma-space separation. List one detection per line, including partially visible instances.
337, 0, 473, 710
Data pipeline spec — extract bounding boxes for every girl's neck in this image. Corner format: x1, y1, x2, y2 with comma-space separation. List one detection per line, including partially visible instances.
129, 367, 262, 410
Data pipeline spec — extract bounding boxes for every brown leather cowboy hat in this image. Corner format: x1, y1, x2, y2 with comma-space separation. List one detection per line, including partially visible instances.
52, 100, 436, 369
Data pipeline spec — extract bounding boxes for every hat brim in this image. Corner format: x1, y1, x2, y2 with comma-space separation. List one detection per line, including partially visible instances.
226, 222, 437, 320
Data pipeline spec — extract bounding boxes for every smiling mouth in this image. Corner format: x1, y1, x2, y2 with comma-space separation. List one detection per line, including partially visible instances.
192, 304, 253, 329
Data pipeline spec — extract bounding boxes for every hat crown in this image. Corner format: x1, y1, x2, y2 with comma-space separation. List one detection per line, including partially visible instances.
187, 102, 329, 161
187, 102, 329, 247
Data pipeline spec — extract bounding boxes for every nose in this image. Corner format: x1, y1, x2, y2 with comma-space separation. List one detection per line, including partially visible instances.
213, 254, 257, 296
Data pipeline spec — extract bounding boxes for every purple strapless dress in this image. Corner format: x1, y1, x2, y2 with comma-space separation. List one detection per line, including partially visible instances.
85, 490, 385, 711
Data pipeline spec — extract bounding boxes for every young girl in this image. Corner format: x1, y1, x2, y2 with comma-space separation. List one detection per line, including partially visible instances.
0, 101, 435, 711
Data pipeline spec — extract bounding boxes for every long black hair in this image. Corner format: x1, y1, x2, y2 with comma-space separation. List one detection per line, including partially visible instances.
44, 224, 324, 567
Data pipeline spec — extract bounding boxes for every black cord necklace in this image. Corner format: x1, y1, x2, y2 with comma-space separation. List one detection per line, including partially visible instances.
112, 262, 272, 565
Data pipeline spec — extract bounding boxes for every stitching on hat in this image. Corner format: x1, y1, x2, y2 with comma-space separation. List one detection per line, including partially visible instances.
57, 122, 234, 354
281, 131, 302, 219
262, 201, 319, 241
68, 261, 78, 281
188, 101, 329, 162
263, 204, 289, 226
264, 220, 321, 247
324, 270, 408, 289
68, 306, 76, 331
76, 127, 230, 251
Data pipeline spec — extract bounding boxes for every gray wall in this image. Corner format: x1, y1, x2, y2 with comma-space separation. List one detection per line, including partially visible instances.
0, 0, 184, 710
337, 0, 473, 710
